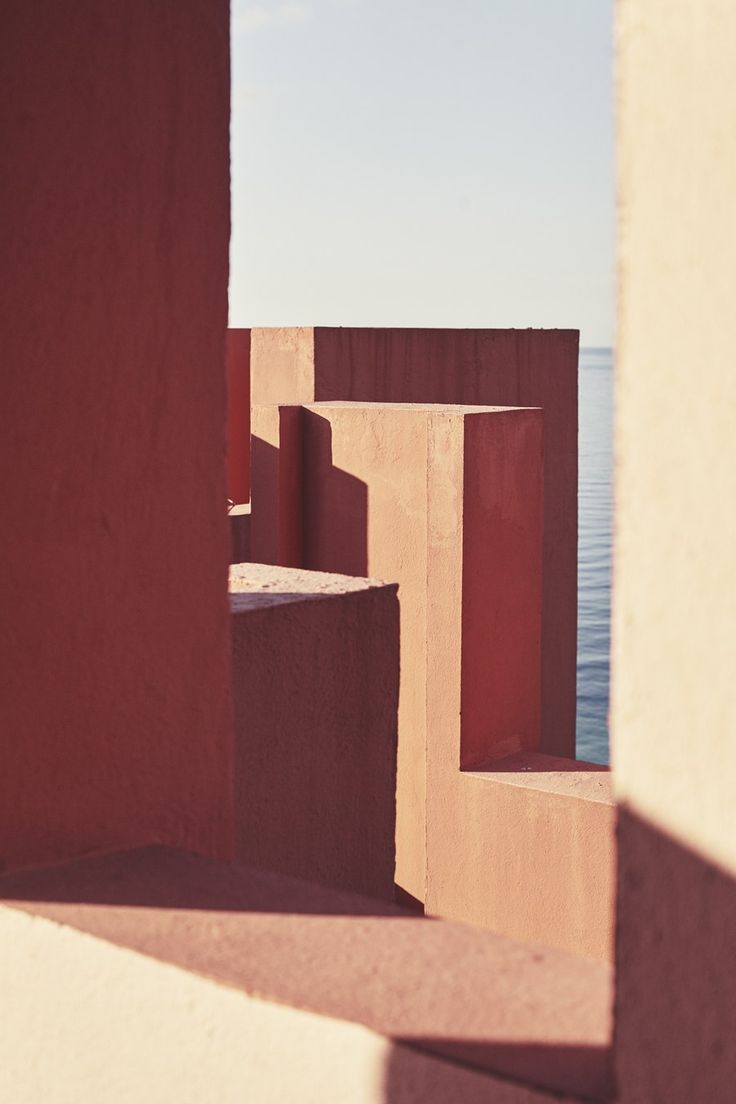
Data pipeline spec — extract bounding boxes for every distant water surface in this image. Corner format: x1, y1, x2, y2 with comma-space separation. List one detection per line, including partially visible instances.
576, 347, 613, 765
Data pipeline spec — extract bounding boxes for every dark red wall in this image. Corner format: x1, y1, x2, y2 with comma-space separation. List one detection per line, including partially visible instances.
0, 1, 234, 867
227, 329, 251, 504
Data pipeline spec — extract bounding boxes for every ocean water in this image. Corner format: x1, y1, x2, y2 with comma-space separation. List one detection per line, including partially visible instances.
576, 347, 613, 765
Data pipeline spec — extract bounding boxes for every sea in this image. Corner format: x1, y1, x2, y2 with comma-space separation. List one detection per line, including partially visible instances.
576, 347, 613, 765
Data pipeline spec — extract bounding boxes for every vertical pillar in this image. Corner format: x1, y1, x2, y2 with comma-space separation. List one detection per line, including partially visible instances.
226, 328, 251, 505
0, 0, 233, 867
614, 0, 736, 1099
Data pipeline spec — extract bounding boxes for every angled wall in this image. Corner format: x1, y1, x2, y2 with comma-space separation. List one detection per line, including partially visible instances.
0, 1, 233, 867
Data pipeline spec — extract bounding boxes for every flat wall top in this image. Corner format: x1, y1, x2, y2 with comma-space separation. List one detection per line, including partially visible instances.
229, 562, 394, 611
301, 401, 539, 415
251, 325, 578, 337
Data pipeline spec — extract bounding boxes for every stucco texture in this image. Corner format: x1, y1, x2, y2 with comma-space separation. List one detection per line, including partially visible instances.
614, 1, 736, 1099
230, 563, 399, 900
0, 1, 233, 867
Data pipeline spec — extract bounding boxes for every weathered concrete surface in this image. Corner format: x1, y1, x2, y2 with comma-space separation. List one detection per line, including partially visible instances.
230, 563, 399, 901
250, 327, 578, 759
0, 0, 233, 868
226, 328, 251, 504
0, 847, 612, 1103
613, 2, 736, 1100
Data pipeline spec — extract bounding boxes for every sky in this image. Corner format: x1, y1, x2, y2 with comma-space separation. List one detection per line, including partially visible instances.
230, 0, 614, 347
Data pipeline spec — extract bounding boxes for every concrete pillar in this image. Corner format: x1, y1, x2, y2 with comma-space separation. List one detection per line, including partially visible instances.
614, 1, 736, 1099
250, 327, 578, 759
230, 563, 399, 902
0, 0, 233, 868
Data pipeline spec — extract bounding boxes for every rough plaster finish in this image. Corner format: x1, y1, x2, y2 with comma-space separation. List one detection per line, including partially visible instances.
0, 847, 611, 1102
0, 1, 233, 867
229, 563, 399, 900
614, 2, 736, 1099
250, 326, 578, 758
226, 328, 251, 504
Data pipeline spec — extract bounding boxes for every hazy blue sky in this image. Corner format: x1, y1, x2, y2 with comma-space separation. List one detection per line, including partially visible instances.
230, 0, 614, 346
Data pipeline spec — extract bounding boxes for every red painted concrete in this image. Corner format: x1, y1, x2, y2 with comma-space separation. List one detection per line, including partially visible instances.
230, 564, 399, 901
226, 329, 251, 504
250, 327, 578, 759
250, 405, 305, 567
0, 1, 233, 868
459, 410, 543, 767
0, 846, 613, 1101
251, 403, 614, 956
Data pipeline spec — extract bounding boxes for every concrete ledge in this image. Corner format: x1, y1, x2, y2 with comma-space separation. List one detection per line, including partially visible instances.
427, 754, 616, 962
0, 847, 613, 1102
229, 563, 399, 902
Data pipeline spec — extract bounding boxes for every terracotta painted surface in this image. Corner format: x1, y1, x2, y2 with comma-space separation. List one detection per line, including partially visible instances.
422, 412, 614, 960
250, 327, 578, 759
250, 404, 305, 568
226, 329, 251, 504
0, 1, 233, 868
0, 847, 612, 1102
230, 563, 399, 901
613, 2, 736, 1099
251, 402, 614, 955
427, 755, 616, 962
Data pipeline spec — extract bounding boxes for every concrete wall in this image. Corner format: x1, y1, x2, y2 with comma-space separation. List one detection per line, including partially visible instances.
230, 563, 399, 901
0, 1, 233, 867
250, 403, 614, 957
250, 327, 579, 759
613, 1, 736, 1098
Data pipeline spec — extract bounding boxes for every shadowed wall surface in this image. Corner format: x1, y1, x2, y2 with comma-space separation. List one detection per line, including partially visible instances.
0, 1, 233, 867
230, 563, 399, 901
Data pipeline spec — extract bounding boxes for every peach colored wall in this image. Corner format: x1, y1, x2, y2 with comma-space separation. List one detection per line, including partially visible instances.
250, 327, 578, 759
230, 564, 399, 901
0, 1, 233, 867
298, 403, 434, 904
614, 1, 736, 1098
226, 329, 251, 504
422, 411, 615, 960
426, 756, 615, 961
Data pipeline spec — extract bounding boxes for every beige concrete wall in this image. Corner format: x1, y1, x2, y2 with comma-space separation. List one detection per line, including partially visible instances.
614, 1, 736, 1099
